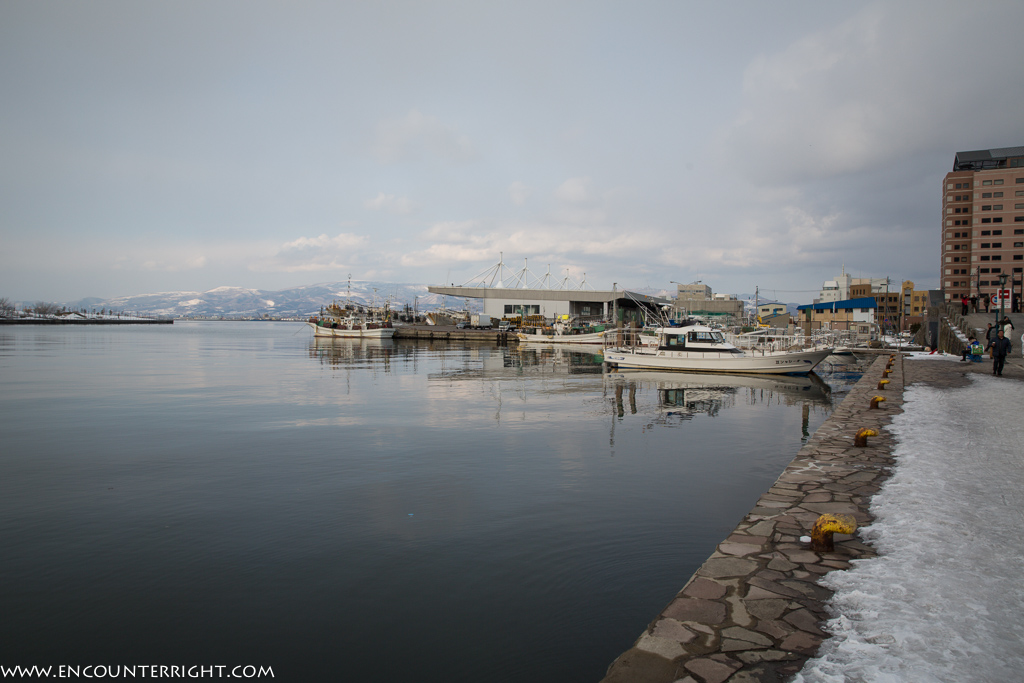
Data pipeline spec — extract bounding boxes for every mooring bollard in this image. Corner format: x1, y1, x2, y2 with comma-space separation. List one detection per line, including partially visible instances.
854, 427, 877, 446
808, 513, 858, 552
870, 396, 886, 409
877, 379, 890, 390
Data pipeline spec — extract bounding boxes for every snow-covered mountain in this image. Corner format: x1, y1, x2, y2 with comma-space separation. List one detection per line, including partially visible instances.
60, 282, 455, 318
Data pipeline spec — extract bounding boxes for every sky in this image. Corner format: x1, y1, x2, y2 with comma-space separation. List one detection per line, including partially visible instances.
2, 0, 1023, 303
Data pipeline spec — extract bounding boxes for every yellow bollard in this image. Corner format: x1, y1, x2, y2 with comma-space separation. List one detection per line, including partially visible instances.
870, 396, 886, 409
877, 379, 890, 390
810, 513, 857, 551
854, 427, 877, 446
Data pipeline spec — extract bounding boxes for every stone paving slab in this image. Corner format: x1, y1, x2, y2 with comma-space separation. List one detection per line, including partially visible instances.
600, 354, 907, 683
600, 350, 1024, 682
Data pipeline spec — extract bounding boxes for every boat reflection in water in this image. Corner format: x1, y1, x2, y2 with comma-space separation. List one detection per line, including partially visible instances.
604, 370, 834, 439
307, 339, 861, 439
309, 336, 396, 370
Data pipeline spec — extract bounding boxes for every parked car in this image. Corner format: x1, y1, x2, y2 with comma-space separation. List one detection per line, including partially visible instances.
456, 321, 470, 329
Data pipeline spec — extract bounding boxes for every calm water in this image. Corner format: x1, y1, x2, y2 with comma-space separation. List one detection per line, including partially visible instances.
0, 323, 866, 681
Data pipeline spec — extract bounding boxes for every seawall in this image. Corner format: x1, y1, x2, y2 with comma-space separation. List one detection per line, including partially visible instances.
393, 325, 516, 343
600, 354, 906, 683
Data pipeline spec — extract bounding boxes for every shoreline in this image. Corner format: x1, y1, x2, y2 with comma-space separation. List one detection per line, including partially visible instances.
600, 351, 1023, 683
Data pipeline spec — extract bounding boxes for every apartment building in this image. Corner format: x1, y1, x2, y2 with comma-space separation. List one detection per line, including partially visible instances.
941, 146, 1024, 305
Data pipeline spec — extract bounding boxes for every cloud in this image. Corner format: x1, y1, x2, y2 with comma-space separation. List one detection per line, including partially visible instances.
280, 233, 368, 251
365, 192, 414, 214
370, 109, 477, 164
250, 232, 370, 273
554, 177, 590, 203
509, 181, 530, 206
715, 2, 1024, 186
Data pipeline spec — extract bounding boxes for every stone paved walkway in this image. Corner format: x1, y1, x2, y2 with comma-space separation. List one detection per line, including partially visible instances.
599, 351, 1023, 683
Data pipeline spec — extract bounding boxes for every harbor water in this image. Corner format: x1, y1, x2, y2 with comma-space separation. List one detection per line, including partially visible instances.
0, 322, 867, 681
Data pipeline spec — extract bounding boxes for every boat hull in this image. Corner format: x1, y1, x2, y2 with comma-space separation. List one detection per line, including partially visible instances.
603, 347, 833, 375
307, 322, 396, 339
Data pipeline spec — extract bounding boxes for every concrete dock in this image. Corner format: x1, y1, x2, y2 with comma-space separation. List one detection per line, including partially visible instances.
600, 350, 1023, 683
392, 324, 517, 343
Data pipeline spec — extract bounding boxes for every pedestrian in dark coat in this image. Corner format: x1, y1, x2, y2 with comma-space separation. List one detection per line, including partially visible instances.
989, 330, 1012, 376
961, 295, 969, 315
983, 293, 990, 313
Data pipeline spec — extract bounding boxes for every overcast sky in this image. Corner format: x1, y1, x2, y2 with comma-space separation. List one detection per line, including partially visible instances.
2, 1, 1023, 302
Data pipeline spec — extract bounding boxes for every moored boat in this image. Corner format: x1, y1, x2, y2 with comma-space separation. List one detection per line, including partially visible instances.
604, 324, 831, 375
307, 301, 395, 339
517, 318, 609, 344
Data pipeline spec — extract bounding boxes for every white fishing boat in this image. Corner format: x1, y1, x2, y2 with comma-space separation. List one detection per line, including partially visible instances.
516, 318, 610, 345
306, 301, 395, 339
604, 324, 832, 375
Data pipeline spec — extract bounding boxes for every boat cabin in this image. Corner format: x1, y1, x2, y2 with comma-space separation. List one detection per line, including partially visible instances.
656, 326, 743, 354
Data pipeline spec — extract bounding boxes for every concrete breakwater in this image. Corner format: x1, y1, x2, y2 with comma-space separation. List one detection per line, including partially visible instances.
601, 354, 905, 683
393, 325, 516, 343
0, 317, 172, 325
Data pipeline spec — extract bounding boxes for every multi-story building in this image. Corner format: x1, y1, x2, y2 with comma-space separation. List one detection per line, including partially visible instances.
673, 284, 744, 320
797, 297, 876, 337
941, 146, 1024, 305
817, 267, 852, 303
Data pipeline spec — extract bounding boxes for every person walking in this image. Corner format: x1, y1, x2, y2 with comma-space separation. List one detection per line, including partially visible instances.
983, 293, 990, 313
989, 329, 1012, 376
971, 294, 978, 313
1003, 316, 1015, 339
961, 295, 969, 316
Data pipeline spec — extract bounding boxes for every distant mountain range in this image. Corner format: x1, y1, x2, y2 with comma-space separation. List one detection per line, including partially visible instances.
18, 282, 798, 319
60, 282, 448, 319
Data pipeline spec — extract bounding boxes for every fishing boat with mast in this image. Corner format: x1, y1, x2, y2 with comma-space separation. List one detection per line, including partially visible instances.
306, 280, 396, 339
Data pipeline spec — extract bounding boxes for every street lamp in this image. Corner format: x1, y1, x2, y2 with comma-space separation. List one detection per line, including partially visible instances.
997, 273, 1009, 326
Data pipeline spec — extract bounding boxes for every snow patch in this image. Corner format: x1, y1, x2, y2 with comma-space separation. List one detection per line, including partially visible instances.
794, 375, 1024, 682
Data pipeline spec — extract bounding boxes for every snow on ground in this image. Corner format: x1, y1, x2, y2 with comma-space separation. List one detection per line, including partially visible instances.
794, 375, 1024, 683
902, 351, 961, 361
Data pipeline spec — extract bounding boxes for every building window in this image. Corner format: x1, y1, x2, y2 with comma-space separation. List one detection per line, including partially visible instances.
1017, 176, 1024, 181
1016, 217, 1024, 222
982, 218, 992, 223
983, 180, 993, 186
982, 243, 990, 248
953, 256, 960, 262
995, 179, 1004, 185
992, 243, 1002, 248
994, 230, 1003, 235
954, 244, 961, 249
982, 205, 992, 211
994, 218, 1003, 223
994, 205, 1003, 210
980, 268, 990, 273
992, 268, 1001, 273
994, 192, 1004, 197
981, 256, 991, 261
1017, 204, 1024, 209
982, 192, 992, 198
993, 255, 1002, 260
1016, 255, 1024, 261
980, 280, 990, 286
1016, 242, 1024, 248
